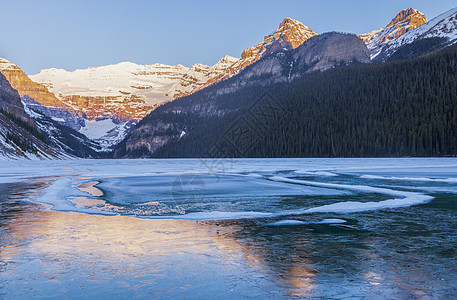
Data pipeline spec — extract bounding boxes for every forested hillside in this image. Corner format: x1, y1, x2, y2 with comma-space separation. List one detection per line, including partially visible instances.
127, 44, 457, 158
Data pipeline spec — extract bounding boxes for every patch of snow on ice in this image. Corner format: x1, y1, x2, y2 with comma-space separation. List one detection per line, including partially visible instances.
269, 176, 434, 214
266, 220, 307, 226
361, 174, 457, 183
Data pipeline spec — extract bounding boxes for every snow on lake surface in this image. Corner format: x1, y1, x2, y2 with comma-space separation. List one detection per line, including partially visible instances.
0, 157, 456, 219
1, 158, 457, 298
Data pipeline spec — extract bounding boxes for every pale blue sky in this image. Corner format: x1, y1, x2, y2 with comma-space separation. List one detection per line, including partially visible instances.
1, 0, 456, 74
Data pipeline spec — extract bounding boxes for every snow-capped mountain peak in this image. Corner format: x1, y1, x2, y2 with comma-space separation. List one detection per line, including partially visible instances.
28, 56, 242, 149
182, 18, 317, 96
383, 6, 457, 57
358, 28, 383, 46
271, 17, 315, 48
386, 7, 426, 28
30, 56, 240, 119
241, 17, 317, 62
214, 55, 238, 68
360, 7, 427, 59
0, 58, 20, 71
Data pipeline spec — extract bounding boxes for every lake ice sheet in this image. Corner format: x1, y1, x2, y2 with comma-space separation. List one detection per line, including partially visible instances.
1, 158, 457, 298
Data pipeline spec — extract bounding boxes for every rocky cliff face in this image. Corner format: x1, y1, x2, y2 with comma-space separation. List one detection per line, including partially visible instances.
359, 8, 427, 59
0, 58, 69, 109
292, 33, 371, 72
238, 18, 317, 67
0, 58, 84, 131
0, 69, 30, 122
0, 72, 72, 159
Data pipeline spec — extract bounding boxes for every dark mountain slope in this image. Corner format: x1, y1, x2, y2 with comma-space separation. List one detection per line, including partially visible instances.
29, 110, 109, 158
0, 72, 71, 159
114, 33, 370, 157
387, 37, 450, 61
0, 72, 103, 159
116, 43, 457, 158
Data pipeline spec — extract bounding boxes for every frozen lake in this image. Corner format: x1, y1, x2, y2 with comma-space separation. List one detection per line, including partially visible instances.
1, 158, 457, 298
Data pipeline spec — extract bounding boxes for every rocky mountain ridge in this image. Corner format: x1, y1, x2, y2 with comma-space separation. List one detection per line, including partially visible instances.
183, 18, 317, 96
359, 7, 428, 59
0, 58, 84, 131
30, 56, 239, 121
0, 72, 73, 160
377, 7, 457, 61
206, 32, 370, 99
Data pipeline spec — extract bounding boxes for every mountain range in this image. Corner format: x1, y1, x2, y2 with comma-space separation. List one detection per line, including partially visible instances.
1, 7, 457, 159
